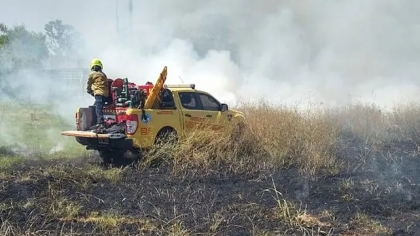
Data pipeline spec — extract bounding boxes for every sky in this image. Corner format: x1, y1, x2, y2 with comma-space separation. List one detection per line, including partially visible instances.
2, 0, 420, 110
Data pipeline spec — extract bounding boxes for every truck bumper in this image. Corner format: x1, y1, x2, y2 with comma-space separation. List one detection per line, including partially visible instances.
76, 136, 133, 151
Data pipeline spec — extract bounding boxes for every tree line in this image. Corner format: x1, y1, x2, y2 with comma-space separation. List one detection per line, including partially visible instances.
0, 20, 83, 97
0, 20, 83, 75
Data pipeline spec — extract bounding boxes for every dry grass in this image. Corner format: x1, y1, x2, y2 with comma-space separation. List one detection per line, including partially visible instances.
141, 100, 340, 179
329, 102, 420, 144
2, 100, 420, 235
347, 212, 391, 235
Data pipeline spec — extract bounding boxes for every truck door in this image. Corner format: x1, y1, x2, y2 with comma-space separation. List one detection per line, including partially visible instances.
178, 92, 210, 134
195, 92, 225, 130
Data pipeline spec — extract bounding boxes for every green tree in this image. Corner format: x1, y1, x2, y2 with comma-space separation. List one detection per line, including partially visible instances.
0, 23, 49, 68
44, 19, 85, 68
44, 19, 79, 57
0, 23, 8, 46
4, 24, 49, 68
0, 23, 49, 98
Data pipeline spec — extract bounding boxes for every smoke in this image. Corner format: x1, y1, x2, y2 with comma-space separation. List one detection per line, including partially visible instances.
2, 0, 420, 112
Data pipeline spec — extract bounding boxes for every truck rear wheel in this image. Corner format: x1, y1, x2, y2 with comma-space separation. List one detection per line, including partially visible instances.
147, 127, 178, 168
155, 127, 178, 146
98, 149, 142, 167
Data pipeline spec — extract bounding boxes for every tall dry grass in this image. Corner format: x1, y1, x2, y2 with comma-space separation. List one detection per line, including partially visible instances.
140, 100, 339, 178
328, 102, 420, 143
140, 100, 420, 179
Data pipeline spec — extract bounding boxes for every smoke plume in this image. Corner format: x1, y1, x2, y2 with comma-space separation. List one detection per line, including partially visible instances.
1, 0, 420, 111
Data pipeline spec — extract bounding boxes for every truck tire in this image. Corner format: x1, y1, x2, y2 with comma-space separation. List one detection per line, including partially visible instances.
155, 127, 178, 146
98, 148, 142, 167
231, 122, 245, 143
148, 127, 178, 168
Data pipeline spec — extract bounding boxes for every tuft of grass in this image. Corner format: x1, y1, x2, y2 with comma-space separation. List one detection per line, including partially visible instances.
265, 180, 333, 235
167, 220, 190, 236
81, 211, 120, 230
49, 197, 82, 220
348, 212, 390, 235
60, 211, 159, 234
41, 163, 124, 185
339, 178, 355, 193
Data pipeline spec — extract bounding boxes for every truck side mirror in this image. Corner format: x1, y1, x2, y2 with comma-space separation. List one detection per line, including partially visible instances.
221, 103, 228, 112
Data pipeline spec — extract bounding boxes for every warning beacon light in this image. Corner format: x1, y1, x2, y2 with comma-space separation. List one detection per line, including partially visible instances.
164, 84, 196, 89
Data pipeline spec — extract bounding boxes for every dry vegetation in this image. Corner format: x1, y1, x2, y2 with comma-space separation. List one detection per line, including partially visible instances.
1, 101, 420, 235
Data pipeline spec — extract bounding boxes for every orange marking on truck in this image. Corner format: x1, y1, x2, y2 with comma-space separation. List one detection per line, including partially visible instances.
140, 127, 150, 135
190, 117, 205, 121
185, 120, 222, 130
157, 111, 174, 115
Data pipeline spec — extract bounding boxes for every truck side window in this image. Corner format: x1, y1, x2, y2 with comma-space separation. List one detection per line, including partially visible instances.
159, 89, 176, 109
179, 92, 200, 110
198, 93, 220, 111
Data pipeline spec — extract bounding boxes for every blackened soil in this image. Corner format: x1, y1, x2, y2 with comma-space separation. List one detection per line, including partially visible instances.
1, 139, 420, 235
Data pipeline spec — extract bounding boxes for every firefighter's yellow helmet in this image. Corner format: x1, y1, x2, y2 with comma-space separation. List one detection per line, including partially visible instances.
90, 58, 103, 69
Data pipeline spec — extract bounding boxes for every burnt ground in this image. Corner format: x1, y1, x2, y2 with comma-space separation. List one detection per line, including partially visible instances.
1, 135, 420, 235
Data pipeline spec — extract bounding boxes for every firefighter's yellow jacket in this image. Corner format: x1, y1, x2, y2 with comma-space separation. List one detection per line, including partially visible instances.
87, 71, 109, 97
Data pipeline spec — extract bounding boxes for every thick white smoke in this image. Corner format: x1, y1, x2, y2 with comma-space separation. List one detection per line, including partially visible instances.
2, 0, 420, 110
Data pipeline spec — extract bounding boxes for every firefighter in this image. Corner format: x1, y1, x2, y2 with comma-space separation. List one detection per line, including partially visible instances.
86, 58, 109, 130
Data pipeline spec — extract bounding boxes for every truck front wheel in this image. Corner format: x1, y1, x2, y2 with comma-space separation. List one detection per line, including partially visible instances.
231, 122, 245, 143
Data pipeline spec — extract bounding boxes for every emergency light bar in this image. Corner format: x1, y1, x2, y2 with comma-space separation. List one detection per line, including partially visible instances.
164, 84, 196, 89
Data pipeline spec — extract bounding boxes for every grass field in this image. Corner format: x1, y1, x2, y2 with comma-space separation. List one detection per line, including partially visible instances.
1, 101, 420, 235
